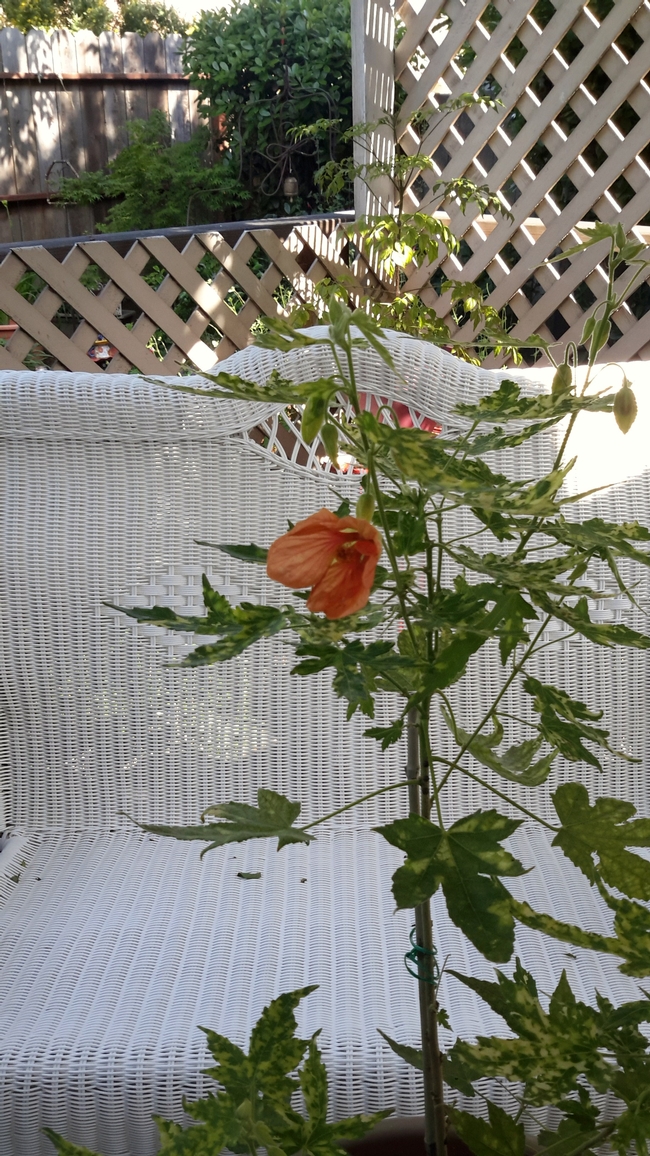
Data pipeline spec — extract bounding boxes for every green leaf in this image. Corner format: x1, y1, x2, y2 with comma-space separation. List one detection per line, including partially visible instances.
422, 629, 487, 692
302, 393, 329, 443
545, 223, 618, 261
237, 871, 262, 879
611, 897, 650, 976
553, 782, 650, 899
524, 678, 620, 770
179, 603, 288, 666
364, 718, 405, 750
294, 638, 414, 720
537, 1117, 600, 1156
451, 546, 595, 599
155, 981, 388, 1156
377, 810, 526, 961
544, 516, 650, 571
449, 1102, 525, 1156
42, 1132, 100, 1156
494, 590, 538, 663
108, 574, 289, 667
377, 1029, 423, 1071
611, 1061, 650, 1153
198, 541, 269, 564
247, 986, 317, 1102
465, 418, 557, 454
443, 710, 556, 787
422, 589, 536, 692
512, 896, 650, 979
139, 788, 313, 854
455, 377, 613, 424
351, 309, 397, 370
294, 1036, 391, 1155
300, 1037, 329, 1123
161, 366, 330, 405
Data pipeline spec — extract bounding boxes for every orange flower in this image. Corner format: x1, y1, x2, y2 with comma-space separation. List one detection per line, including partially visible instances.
267, 507, 382, 619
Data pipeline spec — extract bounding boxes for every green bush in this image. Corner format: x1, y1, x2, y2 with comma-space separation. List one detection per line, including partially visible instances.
0, 0, 187, 35
118, 0, 186, 36
182, 0, 353, 216
55, 110, 247, 232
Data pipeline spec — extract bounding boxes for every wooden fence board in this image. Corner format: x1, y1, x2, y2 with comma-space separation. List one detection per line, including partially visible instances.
99, 31, 128, 162
0, 28, 199, 240
1, 29, 41, 198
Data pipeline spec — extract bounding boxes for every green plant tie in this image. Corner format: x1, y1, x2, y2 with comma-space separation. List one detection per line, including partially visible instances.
404, 926, 440, 987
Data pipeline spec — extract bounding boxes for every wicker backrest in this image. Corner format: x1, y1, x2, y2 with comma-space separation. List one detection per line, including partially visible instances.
2, 336, 649, 835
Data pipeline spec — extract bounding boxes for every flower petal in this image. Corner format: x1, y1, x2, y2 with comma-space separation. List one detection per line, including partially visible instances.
307, 545, 379, 619
267, 508, 343, 589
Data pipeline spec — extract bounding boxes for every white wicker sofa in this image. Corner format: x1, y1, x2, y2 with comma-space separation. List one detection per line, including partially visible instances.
1, 335, 648, 1155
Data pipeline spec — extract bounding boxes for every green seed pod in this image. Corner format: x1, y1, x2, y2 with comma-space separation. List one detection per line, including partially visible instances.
614, 382, 638, 434
590, 318, 611, 355
320, 422, 339, 462
356, 492, 376, 521
301, 394, 328, 443
552, 363, 573, 397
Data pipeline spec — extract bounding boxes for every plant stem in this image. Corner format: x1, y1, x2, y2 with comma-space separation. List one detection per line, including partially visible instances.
408, 707, 447, 1156
302, 780, 411, 830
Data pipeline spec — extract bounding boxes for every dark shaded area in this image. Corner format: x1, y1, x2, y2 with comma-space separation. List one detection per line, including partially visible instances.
584, 65, 611, 101
545, 309, 570, 340
521, 274, 545, 306
572, 280, 597, 312
526, 141, 552, 175
550, 174, 579, 210
529, 70, 553, 102
582, 138, 608, 173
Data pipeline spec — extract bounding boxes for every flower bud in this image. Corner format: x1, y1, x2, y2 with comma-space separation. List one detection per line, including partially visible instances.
302, 394, 328, 443
551, 363, 572, 397
613, 381, 637, 434
356, 493, 376, 521
320, 422, 339, 462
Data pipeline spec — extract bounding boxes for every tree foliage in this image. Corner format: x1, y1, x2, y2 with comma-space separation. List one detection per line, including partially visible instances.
182, 0, 353, 217
55, 111, 247, 232
0, 0, 187, 35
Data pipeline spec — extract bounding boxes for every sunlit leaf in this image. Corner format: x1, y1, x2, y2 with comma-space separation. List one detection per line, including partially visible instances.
455, 377, 613, 424
447, 962, 650, 1105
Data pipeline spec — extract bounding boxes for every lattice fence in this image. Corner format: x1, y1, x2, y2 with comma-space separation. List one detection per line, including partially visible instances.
390, 0, 650, 364
0, 215, 377, 373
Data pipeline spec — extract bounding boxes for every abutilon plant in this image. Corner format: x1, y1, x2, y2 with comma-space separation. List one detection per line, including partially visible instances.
48, 224, 650, 1156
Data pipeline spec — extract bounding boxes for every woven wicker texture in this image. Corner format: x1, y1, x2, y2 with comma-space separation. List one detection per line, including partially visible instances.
1, 335, 649, 1153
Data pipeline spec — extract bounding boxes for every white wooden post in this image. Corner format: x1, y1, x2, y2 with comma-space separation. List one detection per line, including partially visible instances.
350, 0, 395, 219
